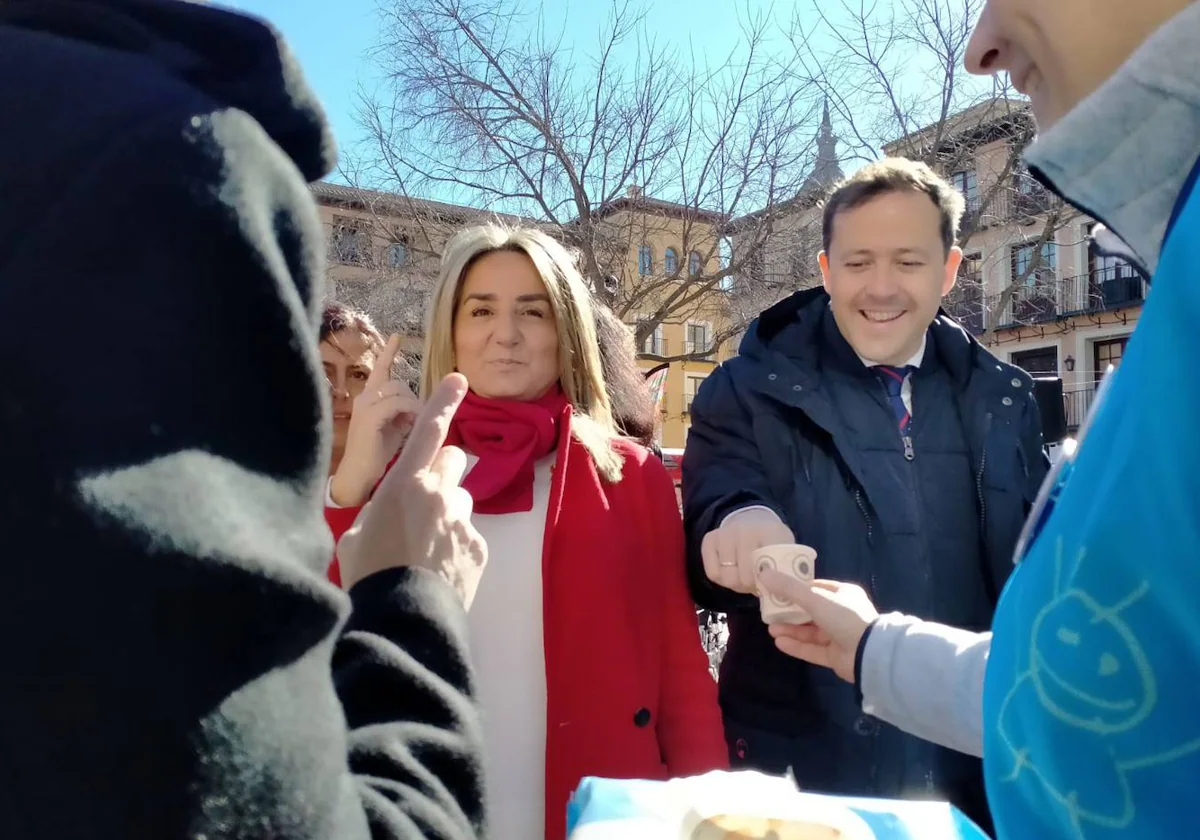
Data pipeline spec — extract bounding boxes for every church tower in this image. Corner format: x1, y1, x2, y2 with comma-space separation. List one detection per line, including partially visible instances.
803, 99, 843, 192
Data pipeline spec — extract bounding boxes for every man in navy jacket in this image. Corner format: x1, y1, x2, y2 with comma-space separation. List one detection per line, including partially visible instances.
683, 158, 1047, 828
0, 1, 486, 838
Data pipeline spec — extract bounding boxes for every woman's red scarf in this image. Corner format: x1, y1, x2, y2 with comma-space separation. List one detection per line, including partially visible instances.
446, 387, 570, 514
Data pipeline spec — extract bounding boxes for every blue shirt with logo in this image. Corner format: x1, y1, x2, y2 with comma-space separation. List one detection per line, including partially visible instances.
982, 181, 1200, 839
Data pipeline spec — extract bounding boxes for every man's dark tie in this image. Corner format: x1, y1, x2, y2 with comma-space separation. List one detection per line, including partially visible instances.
873, 365, 916, 434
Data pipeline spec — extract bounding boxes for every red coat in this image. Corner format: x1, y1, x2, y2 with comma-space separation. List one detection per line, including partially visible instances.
324, 507, 354, 587
325, 452, 401, 587
324, 508, 350, 588
325, 415, 728, 838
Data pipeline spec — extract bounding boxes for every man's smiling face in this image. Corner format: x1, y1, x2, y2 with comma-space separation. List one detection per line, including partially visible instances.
820, 189, 960, 366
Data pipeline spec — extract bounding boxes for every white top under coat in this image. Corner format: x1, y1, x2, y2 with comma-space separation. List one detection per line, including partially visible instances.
466, 453, 554, 840
326, 452, 555, 839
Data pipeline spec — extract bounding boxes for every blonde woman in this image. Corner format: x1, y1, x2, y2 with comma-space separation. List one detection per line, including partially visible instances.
327, 224, 726, 839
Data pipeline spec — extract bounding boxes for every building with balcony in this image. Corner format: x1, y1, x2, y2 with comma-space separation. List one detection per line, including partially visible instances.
590, 185, 737, 448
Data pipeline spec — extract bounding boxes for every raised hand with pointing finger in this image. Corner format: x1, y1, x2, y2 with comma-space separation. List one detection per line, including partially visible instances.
330, 333, 422, 508
336, 372, 487, 600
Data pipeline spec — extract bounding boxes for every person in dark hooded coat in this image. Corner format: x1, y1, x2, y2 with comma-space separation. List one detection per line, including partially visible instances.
0, 2, 486, 838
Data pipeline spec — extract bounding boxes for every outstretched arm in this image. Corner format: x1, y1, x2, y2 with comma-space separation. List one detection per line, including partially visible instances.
682, 368, 787, 611
760, 574, 987, 759
858, 615, 989, 758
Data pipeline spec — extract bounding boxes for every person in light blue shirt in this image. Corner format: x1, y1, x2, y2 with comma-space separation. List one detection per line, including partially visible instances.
759, 1, 1200, 838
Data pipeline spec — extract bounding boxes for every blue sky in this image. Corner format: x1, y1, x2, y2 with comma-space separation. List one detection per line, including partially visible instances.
220, 0, 994, 208
222, 0, 381, 151
223, 0, 807, 166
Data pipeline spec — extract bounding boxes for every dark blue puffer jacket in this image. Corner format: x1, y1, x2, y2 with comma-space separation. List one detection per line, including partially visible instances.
683, 287, 1047, 825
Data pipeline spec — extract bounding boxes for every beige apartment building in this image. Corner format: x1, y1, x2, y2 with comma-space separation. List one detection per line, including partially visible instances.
884, 101, 1144, 434
588, 187, 738, 449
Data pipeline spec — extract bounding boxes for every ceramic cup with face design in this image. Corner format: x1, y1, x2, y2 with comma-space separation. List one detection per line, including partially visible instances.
754, 544, 818, 625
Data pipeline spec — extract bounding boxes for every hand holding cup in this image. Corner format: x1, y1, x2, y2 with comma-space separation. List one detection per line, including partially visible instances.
757, 571, 881, 684
753, 544, 817, 625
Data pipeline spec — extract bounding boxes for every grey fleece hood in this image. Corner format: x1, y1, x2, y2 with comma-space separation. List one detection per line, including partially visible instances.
1023, 1, 1200, 275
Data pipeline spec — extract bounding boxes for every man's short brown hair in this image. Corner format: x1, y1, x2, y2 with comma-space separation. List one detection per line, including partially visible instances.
821, 158, 965, 255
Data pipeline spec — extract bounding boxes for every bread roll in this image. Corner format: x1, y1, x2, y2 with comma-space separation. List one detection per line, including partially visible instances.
690, 814, 845, 840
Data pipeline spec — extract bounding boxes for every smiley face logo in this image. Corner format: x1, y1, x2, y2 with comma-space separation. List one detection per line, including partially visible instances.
1029, 587, 1155, 735
995, 541, 1200, 837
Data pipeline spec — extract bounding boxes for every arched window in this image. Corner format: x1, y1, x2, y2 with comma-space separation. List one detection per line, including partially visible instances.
664, 247, 679, 275
638, 243, 654, 275
689, 250, 703, 277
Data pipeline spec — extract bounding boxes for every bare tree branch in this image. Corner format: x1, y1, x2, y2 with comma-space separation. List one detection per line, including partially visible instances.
353, 0, 823, 358
780, 0, 1079, 341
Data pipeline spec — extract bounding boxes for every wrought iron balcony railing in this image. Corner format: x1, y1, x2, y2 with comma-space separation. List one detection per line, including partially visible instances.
1063, 383, 1100, 431
944, 268, 1146, 333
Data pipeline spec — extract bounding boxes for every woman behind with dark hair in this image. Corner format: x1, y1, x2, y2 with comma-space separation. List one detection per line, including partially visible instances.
592, 301, 658, 450
319, 301, 418, 586
320, 302, 386, 478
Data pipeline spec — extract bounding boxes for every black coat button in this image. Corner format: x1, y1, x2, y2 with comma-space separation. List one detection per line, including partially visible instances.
853, 715, 878, 737
633, 708, 652, 727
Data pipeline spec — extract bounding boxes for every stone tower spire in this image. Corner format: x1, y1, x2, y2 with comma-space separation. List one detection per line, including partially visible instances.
804, 98, 843, 192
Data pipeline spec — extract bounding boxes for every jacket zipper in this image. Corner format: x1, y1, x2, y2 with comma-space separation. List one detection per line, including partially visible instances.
852, 488, 873, 544
852, 487, 876, 597
975, 413, 992, 539
903, 433, 930, 603
975, 412, 994, 601
885, 377, 928, 599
